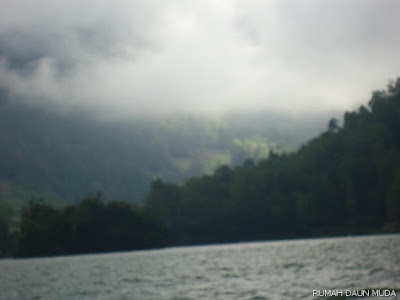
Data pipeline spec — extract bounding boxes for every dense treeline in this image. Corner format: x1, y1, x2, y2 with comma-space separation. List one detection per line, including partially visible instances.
14, 194, 164, 257
0, 202, 15, 256
145, 79, 400, 245
2, 79, 400, 257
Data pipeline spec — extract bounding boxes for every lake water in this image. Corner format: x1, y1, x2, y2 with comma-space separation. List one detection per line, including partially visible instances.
1, 234, 399, 300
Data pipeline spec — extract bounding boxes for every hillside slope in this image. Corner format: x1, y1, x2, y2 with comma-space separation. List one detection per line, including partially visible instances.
145, 79, 400, 245
0, 102, 329, 207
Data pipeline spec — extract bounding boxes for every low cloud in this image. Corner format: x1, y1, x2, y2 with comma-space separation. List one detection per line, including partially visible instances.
1, 0, 399, 116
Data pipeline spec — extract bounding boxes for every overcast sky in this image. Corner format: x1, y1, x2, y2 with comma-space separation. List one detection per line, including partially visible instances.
1, 0, 399, 116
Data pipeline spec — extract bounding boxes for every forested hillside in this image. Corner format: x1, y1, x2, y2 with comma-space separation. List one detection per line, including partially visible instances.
2, 78, 400, 257
145, 79, 400, 245
0, 101, 328, 208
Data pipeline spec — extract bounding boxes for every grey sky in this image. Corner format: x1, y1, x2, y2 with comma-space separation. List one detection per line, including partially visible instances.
1, 0, 399, 115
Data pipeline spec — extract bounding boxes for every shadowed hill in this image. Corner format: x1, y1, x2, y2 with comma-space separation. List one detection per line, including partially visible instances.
145, 78, 400, 245
2, 78, 400, 257
0, 102, 329, 208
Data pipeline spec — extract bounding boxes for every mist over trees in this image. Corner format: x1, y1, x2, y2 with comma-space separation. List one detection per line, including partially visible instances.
0, 101, 328, 208
145, 78, 400, 245
1, 78, 400, 257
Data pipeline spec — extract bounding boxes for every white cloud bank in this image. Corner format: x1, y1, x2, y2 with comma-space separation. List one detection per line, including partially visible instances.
1, 0, 399, 116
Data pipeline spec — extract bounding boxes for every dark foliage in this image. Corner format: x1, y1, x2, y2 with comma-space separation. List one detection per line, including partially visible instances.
15, 195, 165, 257
3, 78, 400, 257
145, 78, 400, 245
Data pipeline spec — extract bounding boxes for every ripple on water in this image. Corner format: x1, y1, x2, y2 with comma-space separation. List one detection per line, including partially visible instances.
1, 234, 399, 300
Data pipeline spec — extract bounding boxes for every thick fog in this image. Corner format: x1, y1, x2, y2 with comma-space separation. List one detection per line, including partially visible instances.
1, 0, 400, 116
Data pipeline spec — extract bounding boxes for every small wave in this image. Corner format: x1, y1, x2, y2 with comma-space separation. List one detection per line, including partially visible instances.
248, 296, 269, 300
368, 267, 384, 275
281, 262, 305, 271
121, 277, 143, 283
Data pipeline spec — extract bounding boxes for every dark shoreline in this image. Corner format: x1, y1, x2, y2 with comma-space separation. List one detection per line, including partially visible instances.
5, 230, 399, 260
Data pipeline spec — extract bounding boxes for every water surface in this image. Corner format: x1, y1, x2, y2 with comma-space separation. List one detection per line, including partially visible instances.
1, 234, 399, 300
